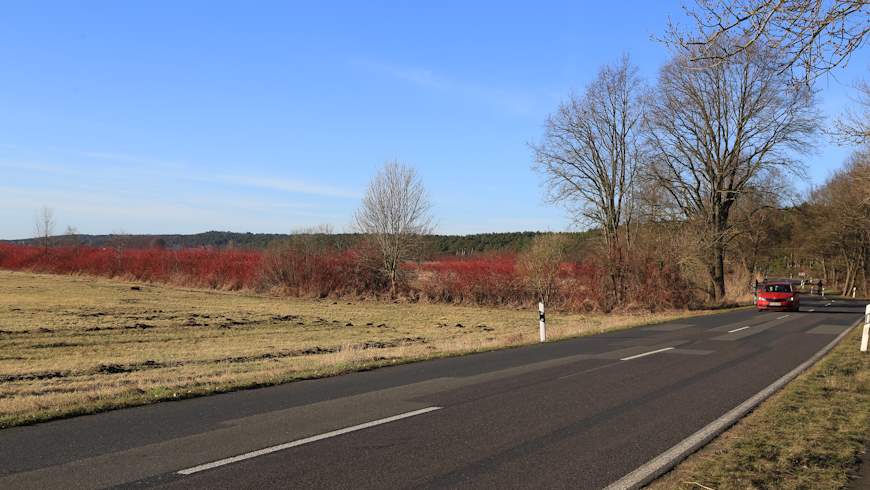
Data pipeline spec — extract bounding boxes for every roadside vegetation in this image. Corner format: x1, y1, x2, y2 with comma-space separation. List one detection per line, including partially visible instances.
651, 322, 870, 490
0, 236, 697, 313
0, 270, 722, 429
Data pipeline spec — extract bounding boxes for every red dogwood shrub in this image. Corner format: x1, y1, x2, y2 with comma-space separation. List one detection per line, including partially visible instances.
0, 243, 696, 310
0, 243, 262, 290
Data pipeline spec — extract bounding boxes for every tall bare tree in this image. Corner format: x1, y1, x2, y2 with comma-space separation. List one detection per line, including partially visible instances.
34, 206, 55, 252
645, 42, 818, 301
355, 161, 433, 294
669, 0, 869, 83
532, 56, 645, 306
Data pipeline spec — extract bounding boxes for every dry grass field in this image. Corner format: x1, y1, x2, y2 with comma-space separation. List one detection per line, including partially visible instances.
0, 270, 722, 428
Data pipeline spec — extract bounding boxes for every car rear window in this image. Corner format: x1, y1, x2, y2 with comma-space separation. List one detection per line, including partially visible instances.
764, 284, 792, 293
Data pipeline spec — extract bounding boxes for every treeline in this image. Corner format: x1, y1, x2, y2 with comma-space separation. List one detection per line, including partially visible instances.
6, 231, 287, 249
3, 230, 596, 257
740, 153, 870, 297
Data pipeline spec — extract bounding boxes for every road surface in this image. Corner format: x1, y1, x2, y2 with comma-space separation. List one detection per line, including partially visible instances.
0, 296, 866, 489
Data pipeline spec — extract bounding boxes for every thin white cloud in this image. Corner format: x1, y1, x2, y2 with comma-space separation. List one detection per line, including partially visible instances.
3, 154, 360, 200
81, 151, 187, 170
0, 160, 75, 174
213, 174, 361, 199
0, 150, 362, 237
352, 59, 539, 115
81, 150, 361, 198
354, 60, 447, 89
0, 184, 343, 238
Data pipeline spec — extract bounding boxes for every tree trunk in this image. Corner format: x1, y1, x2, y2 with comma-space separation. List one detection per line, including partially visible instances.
861, 259, 868, 297
609, 238, 623, 307
821, 258, 827, 285
842, 262, 854, 296
707, 241, 726, 302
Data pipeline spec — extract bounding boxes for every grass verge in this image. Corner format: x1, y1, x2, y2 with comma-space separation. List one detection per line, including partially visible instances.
0, 270, 732, 429
649, 321, 870, 490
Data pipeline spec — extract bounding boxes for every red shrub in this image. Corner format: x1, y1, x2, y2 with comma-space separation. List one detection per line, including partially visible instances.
412, 254, 527, 305
0, 243, 695, 311
259, 247, 384, 297
0, 243, 262, 290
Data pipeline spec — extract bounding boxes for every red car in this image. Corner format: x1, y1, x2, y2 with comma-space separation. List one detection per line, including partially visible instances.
757, 282, 800, 312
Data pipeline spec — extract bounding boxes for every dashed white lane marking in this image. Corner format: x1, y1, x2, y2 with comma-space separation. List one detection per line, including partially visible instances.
728, 326, 750, 333
808, 309, 815, 312
825, 303, 832, 307
620, 347, 674, 361
604, 320, 859, 490
777, 314, 790, 320
177, 406, 443, 475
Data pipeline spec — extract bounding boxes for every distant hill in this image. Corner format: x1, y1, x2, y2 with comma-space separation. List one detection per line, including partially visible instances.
4, 230, 598, 256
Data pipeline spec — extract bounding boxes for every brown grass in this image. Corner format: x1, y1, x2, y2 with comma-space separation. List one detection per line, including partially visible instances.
649, 323, 870, 490
0, 270, 725, 429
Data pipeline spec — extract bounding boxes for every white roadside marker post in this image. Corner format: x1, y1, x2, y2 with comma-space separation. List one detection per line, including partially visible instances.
539, 301, 547, 342
861, 304, 869, 353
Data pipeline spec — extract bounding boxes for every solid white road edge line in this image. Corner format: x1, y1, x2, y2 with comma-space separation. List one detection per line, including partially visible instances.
176, 406, 443, 476
620, 347, 674, 361
603, 317, 862, 490
727, 326, 750, 333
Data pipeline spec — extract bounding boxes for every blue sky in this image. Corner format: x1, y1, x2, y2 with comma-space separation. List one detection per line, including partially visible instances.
1, 1, 867, 239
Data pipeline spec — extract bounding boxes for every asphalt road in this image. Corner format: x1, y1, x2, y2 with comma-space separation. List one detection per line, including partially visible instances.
1, 296, 866, 489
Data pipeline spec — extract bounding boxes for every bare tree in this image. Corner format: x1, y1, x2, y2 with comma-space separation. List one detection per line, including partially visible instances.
834, 80, 870, 144
645, 43, 818, 301
354, 161, 433, 294
532, 56, 646, 306
34, 206, 55, 252
669, 0, 869, 83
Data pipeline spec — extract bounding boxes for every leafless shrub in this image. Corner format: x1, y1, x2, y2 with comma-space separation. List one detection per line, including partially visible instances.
516, 234, 568, 304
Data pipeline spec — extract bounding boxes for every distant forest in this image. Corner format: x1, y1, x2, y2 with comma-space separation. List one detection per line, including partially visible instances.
4, 230, 598, 257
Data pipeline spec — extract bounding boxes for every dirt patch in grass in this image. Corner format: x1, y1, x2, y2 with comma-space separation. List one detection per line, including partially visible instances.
649, 324, 870, 490
0, 270, 727, 429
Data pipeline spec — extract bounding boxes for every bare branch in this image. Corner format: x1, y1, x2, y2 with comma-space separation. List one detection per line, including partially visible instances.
666, 0, 869, 84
